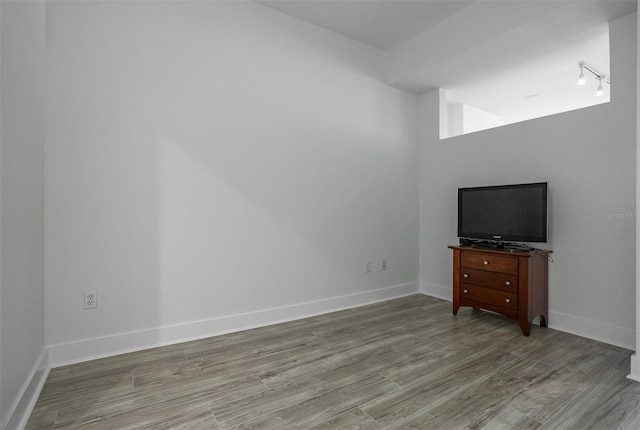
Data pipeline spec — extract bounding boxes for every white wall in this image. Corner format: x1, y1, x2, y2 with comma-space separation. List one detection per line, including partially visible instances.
45, 1, 419, 364
461, 104, 507, 135
419, 13, 637, 349
440, 99, 507, 138
0, 1, 47, 428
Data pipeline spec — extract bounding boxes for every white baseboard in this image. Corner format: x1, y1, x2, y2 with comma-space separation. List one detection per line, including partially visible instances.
628, 354, 640, 382
547, 310, 635, 350
419, 282, 451, 301
3, 348, 50, 430
48, 282, 419, 367
419, 283, 635, 350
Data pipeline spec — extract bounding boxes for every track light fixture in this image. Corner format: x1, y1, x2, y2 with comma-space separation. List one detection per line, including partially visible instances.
577, 62, 610, 96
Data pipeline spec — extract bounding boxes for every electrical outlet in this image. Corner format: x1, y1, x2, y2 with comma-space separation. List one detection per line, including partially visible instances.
364, 262, 371, 273
84, 291, 97, 309
381, 259, 388, 271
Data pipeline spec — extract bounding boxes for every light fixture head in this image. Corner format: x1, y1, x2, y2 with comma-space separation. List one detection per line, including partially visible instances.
596, 77, 604, 96
577, 63, 586, 85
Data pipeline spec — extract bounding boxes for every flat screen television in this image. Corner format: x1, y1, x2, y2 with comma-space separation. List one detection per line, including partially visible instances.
458, 182, 548, 245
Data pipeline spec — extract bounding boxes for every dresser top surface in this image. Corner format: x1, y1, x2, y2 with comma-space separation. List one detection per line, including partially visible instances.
448, 245, 552, 256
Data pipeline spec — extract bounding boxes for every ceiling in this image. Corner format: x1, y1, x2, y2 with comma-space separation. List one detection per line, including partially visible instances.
256, 0, 637, 125
255, 0, 475, 51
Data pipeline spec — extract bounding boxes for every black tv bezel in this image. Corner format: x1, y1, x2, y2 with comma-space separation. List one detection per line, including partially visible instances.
457, 182, 548, 243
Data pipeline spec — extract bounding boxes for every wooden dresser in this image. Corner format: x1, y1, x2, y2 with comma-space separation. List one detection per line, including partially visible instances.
448, 245, 549, 336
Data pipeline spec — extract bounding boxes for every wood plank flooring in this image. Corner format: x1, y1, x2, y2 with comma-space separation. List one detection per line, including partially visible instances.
26, 295, 640, 429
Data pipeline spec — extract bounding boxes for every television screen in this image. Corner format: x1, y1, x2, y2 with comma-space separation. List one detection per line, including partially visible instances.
458, 182, 548, 243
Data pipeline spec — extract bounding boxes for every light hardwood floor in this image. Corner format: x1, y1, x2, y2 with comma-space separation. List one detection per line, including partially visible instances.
27, 295, 640, 429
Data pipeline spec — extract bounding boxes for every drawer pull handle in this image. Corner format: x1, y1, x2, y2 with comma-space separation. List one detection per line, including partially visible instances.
505, 281, 511, 286
463, 289, 469, 294
505, 298, 511, 304
463, 273, 469, 278
483, 261, 489, 265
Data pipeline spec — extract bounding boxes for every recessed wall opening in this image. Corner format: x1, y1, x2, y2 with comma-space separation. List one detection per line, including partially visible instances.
440, 23, 611, 139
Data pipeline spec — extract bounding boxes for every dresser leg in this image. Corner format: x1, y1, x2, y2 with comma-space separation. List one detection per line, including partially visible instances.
520, 321, 531, 336
453, 303, 460, 315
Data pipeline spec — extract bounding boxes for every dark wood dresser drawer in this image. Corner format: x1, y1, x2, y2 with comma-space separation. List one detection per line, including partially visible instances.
460, 268, 517, 293
460, 284, 518, 310
461, 252, 518, 275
